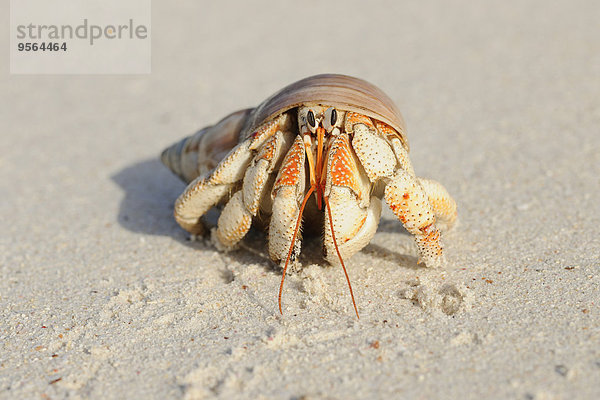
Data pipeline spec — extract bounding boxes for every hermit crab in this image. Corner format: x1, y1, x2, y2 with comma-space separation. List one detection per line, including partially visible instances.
161, 74, 457, 317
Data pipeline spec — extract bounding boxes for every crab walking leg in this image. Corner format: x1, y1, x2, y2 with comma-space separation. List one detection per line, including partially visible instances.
212, 191, 252, 250
174, 175, 229, 235
243, 131, 295, 216
346, 113, 397, 181
384, 169, 445, 267
373, 120, 415, 177
389, 137, 415, 177
323, 132, 377, 262
417, 178, 458, 231
212, 131, 295, 250
173, 116, 285, 235
269, 135, 307, 265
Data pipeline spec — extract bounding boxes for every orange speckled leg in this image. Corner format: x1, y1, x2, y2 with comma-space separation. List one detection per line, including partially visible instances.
373, 120, 396, 138
374, 120, 415, 176
268, 135, 307, 264
321, 132, 365, 318
323, 132, 377, 263
348, 114, 397, 182
384, 169, 445, 267
344, 112, 375, 134
248, 113, 292, 150
242, 131, 294, 216
418, 178, 457, 231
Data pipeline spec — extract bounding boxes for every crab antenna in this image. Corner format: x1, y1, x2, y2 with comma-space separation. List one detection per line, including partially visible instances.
278, 185, 316, 315
315, 127, 325, 210
324, 196, 360, 319
303, 134, 317, 188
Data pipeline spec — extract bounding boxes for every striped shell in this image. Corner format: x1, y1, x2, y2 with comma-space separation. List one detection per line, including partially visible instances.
162, 74, 408, 184
242, 74, 408, 148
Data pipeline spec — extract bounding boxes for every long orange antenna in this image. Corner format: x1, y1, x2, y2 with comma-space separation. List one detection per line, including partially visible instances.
315, 127, 325, 210
324, 196, 360, 319
278, 185, 316, 315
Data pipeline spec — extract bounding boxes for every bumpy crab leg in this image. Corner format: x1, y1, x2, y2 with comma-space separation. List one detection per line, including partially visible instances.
315, 114, 391, 267
315, 128, 361, 318
212, 129, 294, 250
348, 114, 456, 267
346, 113, 397, 181
173, 115, 289, 236
269, 135, 307, 264
322, 131, 380, 264
374, 120, 457, 231
275, 129, 360, 318
417, 178, 458, 231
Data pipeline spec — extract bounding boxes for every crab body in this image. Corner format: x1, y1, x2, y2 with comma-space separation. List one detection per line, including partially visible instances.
161, 74, 457, 316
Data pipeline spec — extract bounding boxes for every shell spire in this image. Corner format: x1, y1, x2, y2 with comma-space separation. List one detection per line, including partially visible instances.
161, 109, 252, 183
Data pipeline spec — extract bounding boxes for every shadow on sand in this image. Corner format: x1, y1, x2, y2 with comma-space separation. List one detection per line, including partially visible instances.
111, 158, 186, 238
111, 158, 272, 267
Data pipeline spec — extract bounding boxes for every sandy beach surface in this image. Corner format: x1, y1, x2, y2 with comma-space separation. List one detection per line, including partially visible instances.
2, 1, 599, 399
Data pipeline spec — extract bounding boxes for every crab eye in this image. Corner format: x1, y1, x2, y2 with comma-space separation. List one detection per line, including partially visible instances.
330, 108, 337, 126
306, 110, 316, 131
323, 107, 338, 132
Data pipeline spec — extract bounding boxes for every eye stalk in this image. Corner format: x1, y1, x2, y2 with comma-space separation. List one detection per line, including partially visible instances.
306, 109, 317, 133
323, 107, 338, 133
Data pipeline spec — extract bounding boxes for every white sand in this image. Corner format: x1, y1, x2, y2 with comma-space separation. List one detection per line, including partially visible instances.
2, 1, 599, 399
